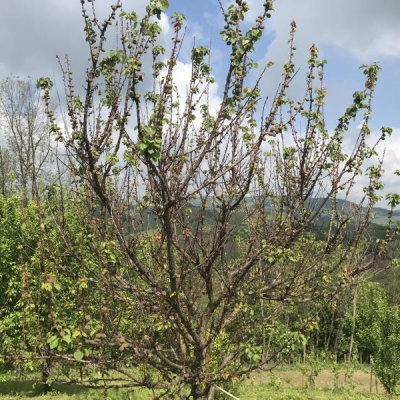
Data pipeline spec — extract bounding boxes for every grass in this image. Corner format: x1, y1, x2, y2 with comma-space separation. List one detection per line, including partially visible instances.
0, 367, 387, 399
237, 385, 384, 400
235, 368, 384, 400
372, 215, 400, 226
0, 379, 150, 400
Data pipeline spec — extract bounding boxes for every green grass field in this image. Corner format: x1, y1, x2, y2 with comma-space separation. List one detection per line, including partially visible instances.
372, 214, 400, 226
0, 368, 387, 399
236, 368, 384, 399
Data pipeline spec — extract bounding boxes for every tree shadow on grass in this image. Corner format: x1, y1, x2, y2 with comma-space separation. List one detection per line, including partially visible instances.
0, 380, 90, 398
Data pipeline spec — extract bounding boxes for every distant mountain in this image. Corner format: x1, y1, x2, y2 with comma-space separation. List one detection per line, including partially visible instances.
188, 196, 399, 227
121, 196, 398, 233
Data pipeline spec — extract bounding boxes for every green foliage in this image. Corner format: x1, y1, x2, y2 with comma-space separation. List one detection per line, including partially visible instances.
297, 353, 324, 389
36, 77, 53, 90
354, 284, 388, 357
0, 195, 39, 361
351, 283, 400, 395
372, 306, 400, 396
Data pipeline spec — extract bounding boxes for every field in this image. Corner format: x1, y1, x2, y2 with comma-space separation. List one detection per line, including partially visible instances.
237, 368, 384, 399
371, 214, 400, 226
0, 367, 387, 399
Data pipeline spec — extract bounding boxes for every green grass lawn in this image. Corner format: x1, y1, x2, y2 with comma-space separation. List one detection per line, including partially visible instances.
0, 380, 152, 400
0, 368, 387, 399
372, 214, 400, 226
235, 368, 384, 400
237, 386, 384, 400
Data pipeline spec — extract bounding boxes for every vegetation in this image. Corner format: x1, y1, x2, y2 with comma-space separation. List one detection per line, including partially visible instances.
0, 368, 389, 399
0, 0, 399, 399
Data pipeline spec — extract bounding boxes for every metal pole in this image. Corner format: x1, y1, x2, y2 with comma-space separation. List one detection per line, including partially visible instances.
214, 385, 240, 400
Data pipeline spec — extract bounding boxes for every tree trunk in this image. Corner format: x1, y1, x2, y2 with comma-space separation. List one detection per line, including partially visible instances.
189, 383, 215, 400
41, 358, 53, 394
348, 285, 358, 361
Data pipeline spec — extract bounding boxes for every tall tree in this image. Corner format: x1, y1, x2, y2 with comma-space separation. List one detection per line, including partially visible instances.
0, 77, 55, 201
0, 147, 17, 196
34, 0, 396, 398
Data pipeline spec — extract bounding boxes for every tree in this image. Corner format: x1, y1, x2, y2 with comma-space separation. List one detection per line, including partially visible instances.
0, 76, 69, 389
373, 306, 400, 397
33, 0, 396, 398
0, 147, 17, 196
354, 282, 400, 396
0, 77, 55, 201
0, 194, 39, 369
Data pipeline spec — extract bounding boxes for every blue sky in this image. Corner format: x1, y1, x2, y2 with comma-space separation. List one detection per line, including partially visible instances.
165, 0, 400, 203
0, 0, 399, 204
0, 0, 397, 130
166, 0, 400, 129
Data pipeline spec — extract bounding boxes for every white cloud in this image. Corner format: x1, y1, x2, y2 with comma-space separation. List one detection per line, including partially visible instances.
158, 59, 222, 130
249, 0, 400, 62
157, 12, 171, 35
0, 1, 150, 79
358, 30, 400, 60
339, 126, 400, 206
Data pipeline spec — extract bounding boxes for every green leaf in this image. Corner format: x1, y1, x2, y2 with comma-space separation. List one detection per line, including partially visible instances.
47, 335, 59, 350
62, 334, 71, 344
74, 349, 84, 361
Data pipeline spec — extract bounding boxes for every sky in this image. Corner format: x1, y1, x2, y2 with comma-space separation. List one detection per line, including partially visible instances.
0, 0, 399, 205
